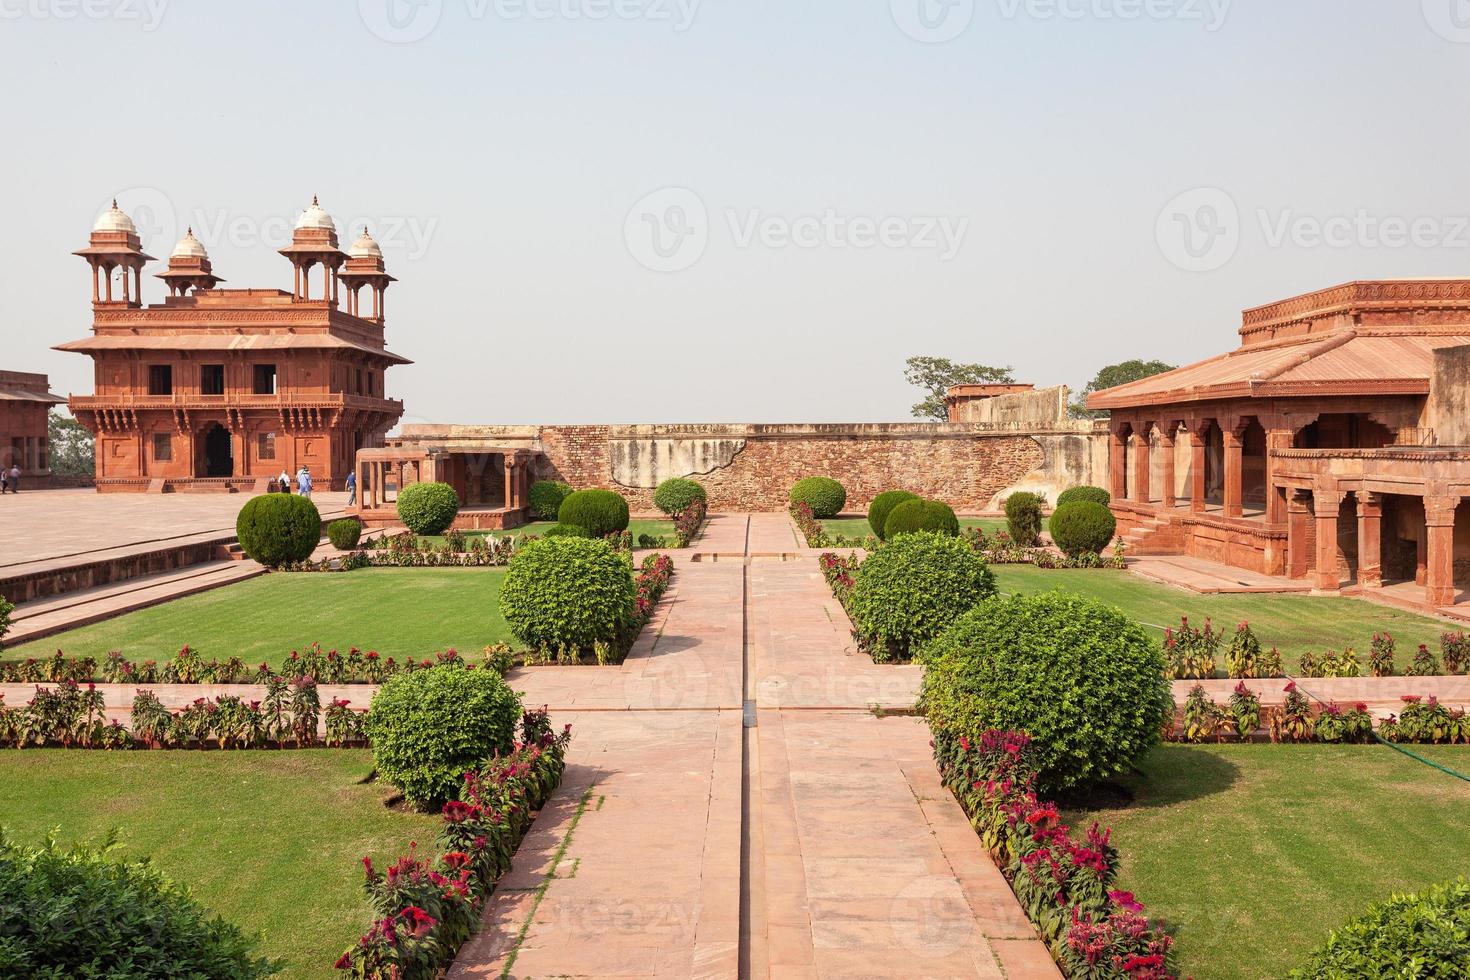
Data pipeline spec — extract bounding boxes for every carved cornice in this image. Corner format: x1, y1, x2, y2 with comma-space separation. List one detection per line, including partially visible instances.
1241, 280, 1470, 340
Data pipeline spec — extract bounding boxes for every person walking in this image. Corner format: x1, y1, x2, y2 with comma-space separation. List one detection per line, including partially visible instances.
297, 466, 312, 498
345, 469, 356, 506
0, 467, 7, 494
6, 465, 18, 493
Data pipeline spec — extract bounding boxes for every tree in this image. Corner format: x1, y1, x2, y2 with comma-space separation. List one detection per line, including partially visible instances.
904, 356, 1014, 421
48, 410, 94, 477
1070, 359, 1176, 419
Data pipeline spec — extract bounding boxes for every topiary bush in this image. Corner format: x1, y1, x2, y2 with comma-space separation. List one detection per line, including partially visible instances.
235, 494, 321, 567
850, 532, 996, 662
920, 591, 1170, 794
1048, 500, 1117, 557
884, 498, 960, 538
326, 518, 362, 551
0, 831, 277, 978
364, 664, 523, 810
557, 488, 630, 538
789, 477, 847, 519
1289, 879, 1470, 979
867, 490, 920, 539
396, 482, 460, 536
542, 523, 593, 539
1056, 485, 1111, 508
528, 480, 573, 522
500, 537, 635, 652
1004, 491, 1045, 547
653, 478, 707, 516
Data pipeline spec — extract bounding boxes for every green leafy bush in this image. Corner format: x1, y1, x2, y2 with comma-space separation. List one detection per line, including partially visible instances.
542, 523, 593, 539
365, 664, 523, 810
921, 592, 1170, 793
0, 593, 12, 652
653, 478, 707, 516
884, 498, 960, 538
500, 538, 635, 651
850, 532, 996, 661
1048, 500, 1117, 557
235, 494, 320, 567
528, 480, 573, 522
326, 518, 362, 551
1004, 491, 1045, 547
396, 482, 460, 536
0, 830, 277, 978
558, 488, 630, 537
867, 490, 921, 539
1289, 879, 1470, 979
1056, 485, 1111, 507
789, 477, 847, 519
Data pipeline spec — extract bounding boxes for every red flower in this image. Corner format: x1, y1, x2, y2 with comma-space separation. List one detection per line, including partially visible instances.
334, 952, 352, 970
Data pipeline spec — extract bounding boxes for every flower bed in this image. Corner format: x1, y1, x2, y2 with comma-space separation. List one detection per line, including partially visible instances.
965, 526, 1128, 569
934, 729, 1179, 978
1170, 681, 1470, 745
1164, 621, 1470, 680
335, 708, 572, 978
792, 503, 879, 549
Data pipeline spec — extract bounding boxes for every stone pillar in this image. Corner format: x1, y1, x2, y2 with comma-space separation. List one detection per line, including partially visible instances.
1189, 422, 1209, 513
503, 457, 513, 510
1425, 496, 1460, 607
1314, 489, 1343, 591
1132, 423, 1153, 504
1223, 424, 1244, 519
1357, 492, 1383, 588
1264, 428, 1295, 523
1159, 424, 1177, 509
1109, 424, 1128, 502
1287, 491, 1311, 579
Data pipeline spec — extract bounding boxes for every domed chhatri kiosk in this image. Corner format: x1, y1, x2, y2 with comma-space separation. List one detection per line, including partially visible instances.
58, 198, 408, 492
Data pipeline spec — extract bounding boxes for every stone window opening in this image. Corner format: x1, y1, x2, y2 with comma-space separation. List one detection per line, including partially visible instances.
201, 364, 225, 396
257, 432, 276, 460
253, 363, 277, 396
153, 432, 172, 462
147, 364, 173, 396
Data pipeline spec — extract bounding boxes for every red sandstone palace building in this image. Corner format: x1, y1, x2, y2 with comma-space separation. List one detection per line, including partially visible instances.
58, 199, 407, 491
1090, 280, 1470, 610
0, 370, 64, 478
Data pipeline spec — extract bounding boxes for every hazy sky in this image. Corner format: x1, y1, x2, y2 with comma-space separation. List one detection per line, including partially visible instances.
6, 1, 1470, 425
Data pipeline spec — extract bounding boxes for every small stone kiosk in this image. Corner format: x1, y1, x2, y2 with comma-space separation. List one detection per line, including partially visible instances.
353, 443, 542, 530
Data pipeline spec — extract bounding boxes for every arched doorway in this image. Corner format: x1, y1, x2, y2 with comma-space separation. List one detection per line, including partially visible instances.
202, 425, 233, 478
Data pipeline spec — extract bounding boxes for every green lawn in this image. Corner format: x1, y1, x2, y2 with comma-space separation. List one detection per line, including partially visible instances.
990, 565, 1451, 674
0, 750, 439, 980
1060, 744, 1470, 980
9, 569, 514, 667
819, 516, 1007, 539
417, 519, 676, 547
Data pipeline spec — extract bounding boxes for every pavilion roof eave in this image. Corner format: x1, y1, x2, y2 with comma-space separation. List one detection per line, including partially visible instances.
1089, 378, 1431, 412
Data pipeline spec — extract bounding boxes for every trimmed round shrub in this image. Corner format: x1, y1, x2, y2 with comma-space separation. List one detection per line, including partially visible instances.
920, 592, 1170, 793
542, 523, 592, 539
1049, 500, 1117, 557
396, 481, 460, 536
1004, 491, 1045, 547
867, 490, 920, 539
850, 532, 996, 661
528, 480, 573, 522
365, 664, 523, 810
327, 518, 362, 551
500, 537, 635, 652
1289, 879, 1470, 979
0, 833, 276, 978
557, 488, 630, 538
884, 498, 960, 539
653, 478, 707, 516
1056, 484, 1111, 508
235, 493, 320, 567
790, 477, 847, 519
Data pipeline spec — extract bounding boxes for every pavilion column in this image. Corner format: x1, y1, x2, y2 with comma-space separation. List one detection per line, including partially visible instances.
1222, 421, 1244, 519
1287, 490, 1311, 579
1313, 488, 1343, 592
1159, 423, 1178, 510
1264, 427, 1295, 523
517, 463, 529, 510
1108, 424, 1128, 501
503, 458, 513, 510
1189, 421, 1210, 513
1425, 496, 1460, 607
1357, 491, 1383, 589
1131, 422, 1153, 504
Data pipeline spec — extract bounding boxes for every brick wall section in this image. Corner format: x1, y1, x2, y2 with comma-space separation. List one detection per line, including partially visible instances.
528, 425, 1045, 513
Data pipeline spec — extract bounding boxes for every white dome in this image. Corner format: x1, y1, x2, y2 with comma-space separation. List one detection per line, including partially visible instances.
348, 228, 382, 259
294, 195, 336, 231
93, 200, 137, 234
170, 228, 208, 260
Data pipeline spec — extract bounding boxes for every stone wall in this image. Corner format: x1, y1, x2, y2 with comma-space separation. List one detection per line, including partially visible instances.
398, 421, 1105, 514
1428, 344, 1470, 446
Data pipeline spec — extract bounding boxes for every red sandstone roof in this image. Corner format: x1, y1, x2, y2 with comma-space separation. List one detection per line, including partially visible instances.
0, 385, 64, 404
1087, 330, 1470, 409
53, 333, 412, 365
